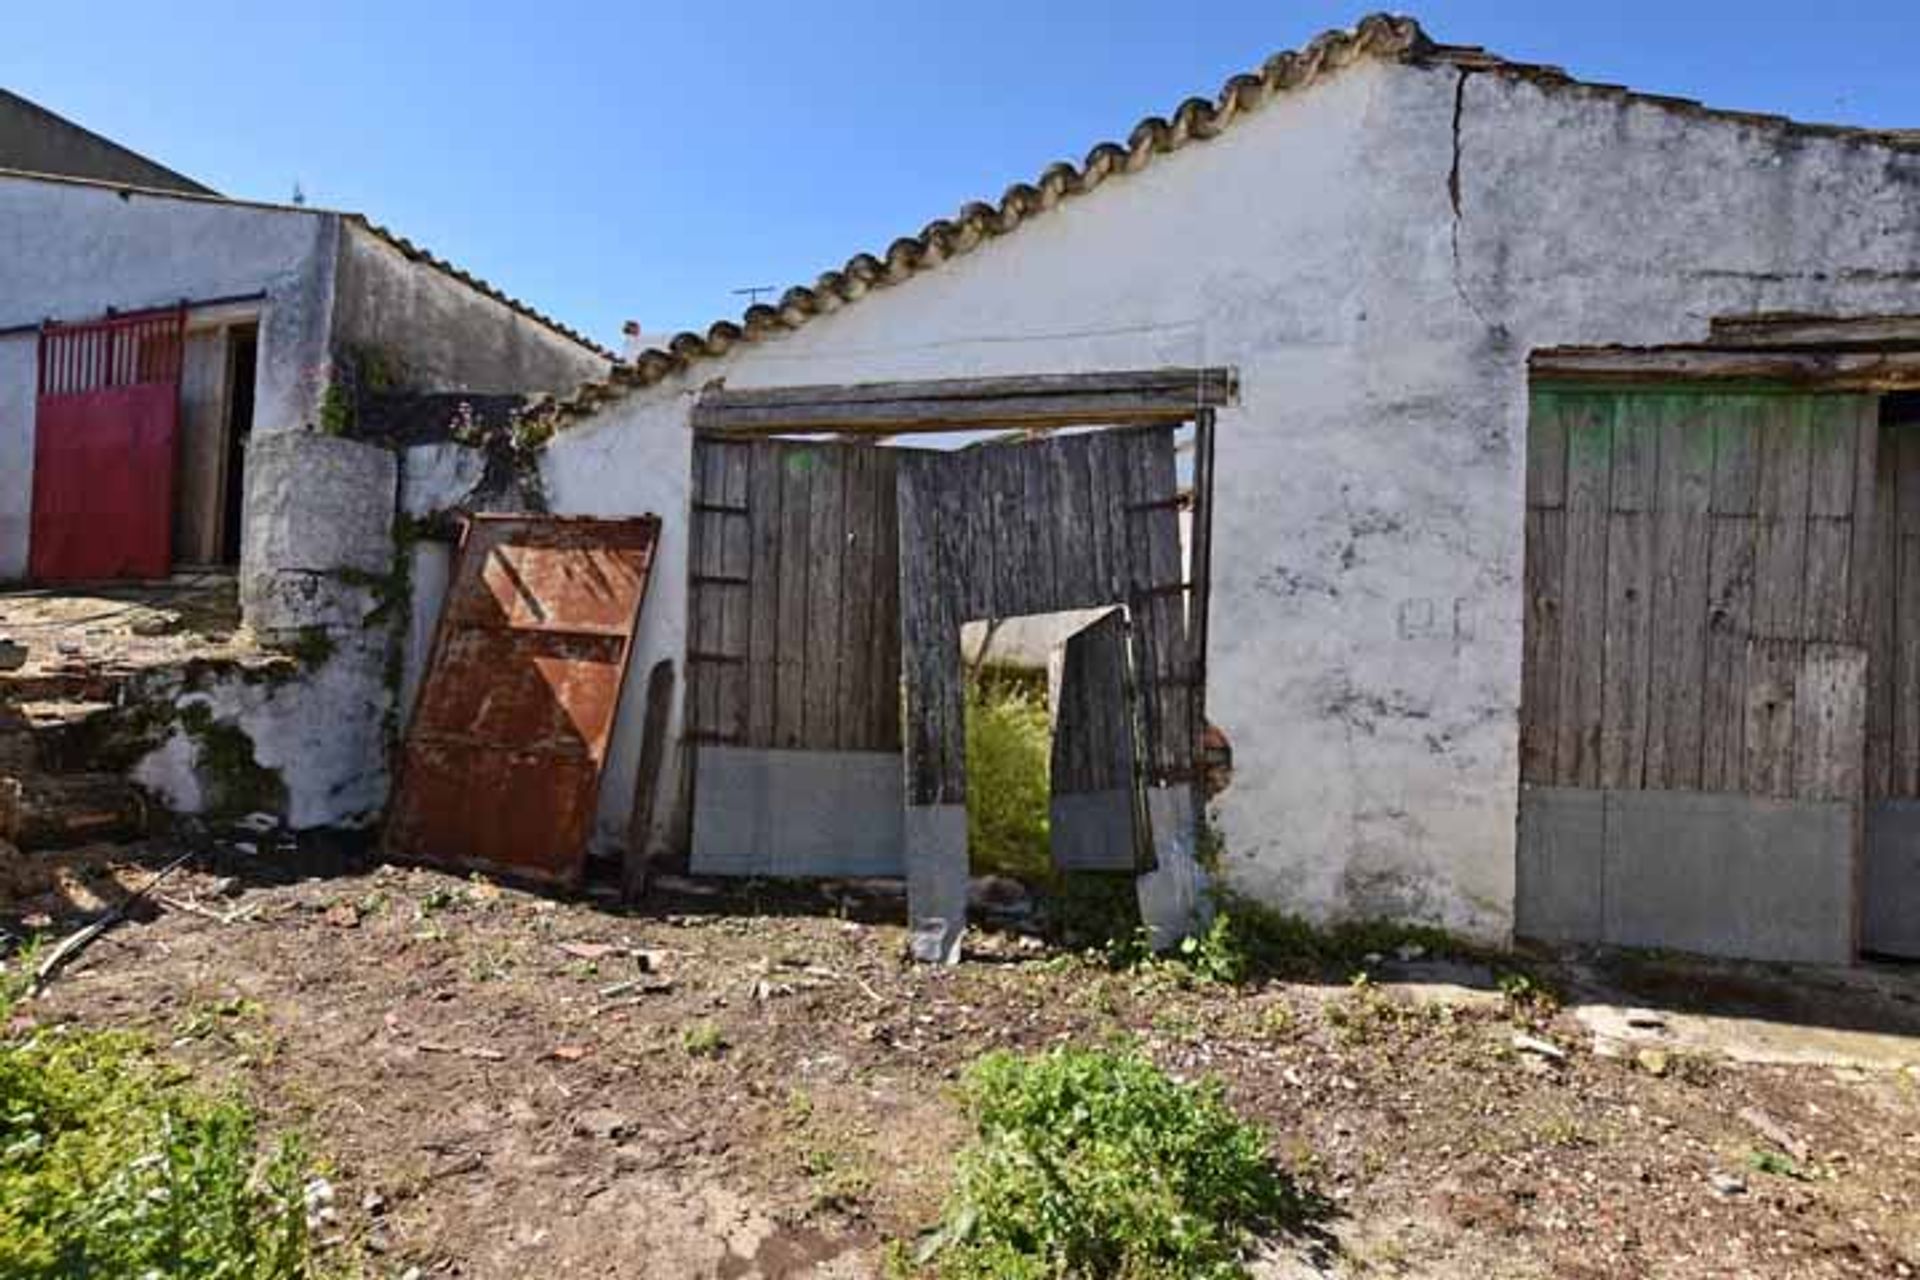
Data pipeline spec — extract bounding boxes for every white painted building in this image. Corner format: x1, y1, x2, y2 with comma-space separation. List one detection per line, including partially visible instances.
1, 103, 612, 830
521, 17, 1920, 946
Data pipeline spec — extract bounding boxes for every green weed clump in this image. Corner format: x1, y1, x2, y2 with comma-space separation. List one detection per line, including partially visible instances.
964, 679, 1053, 883
918, 1046, 1303, 1279
0, 971, 322, 1279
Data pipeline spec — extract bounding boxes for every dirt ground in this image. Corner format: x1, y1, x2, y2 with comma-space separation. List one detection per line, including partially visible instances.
6, 839, 1920, 1280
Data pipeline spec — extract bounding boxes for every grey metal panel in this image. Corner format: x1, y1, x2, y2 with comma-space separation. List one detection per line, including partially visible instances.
1515, 785, 1605, 944
1604, 790, 1855, 966
690, 747, 904, 877
1865, 800, 1920, 959
1050, 791, 1137, 871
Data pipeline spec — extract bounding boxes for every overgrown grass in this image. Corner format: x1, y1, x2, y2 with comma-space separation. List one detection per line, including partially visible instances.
0, 955, 326, 1279
964, 672, 1053, 883
910, 1046, 1315, 1279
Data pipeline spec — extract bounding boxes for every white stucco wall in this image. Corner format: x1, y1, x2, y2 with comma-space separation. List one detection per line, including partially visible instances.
547, 59, 1920, 938
0, 175, 339, 580
333, 222, 611, 395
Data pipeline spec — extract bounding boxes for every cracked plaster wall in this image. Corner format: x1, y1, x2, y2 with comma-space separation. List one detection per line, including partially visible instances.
550, 58, 1920, 939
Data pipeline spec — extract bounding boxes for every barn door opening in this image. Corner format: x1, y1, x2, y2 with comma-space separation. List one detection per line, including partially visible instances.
173, 321, 255, 569
1864, 392, 1920, 960
1518, 383, 1877, 965
31, 307, 186, 581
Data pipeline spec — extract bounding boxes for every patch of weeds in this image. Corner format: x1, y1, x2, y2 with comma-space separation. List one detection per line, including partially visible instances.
1746, 1148, 1810, 1181
783, 1089, 814, 1127
909, 1045, 1321, 1279
417, 885, 458, 916
0, 991, 327, 1278
964, 678, 1052, 884
1496, 969, 1562, 1025
172, 996, 264, 1043
1534, 1113, 1592, 1149
801, 1145, 873, 1212
682, 1021, 727, 1059
1321, 973, 1416, 1047
1256, 1000, 1297, 1041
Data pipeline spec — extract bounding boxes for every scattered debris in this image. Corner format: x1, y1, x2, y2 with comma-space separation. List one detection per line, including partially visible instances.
1511, 1032, 1568, 1062
1637, 1048, 1671, 1077
1708, 1171, 1748, 1197
1739, 1106, 1811, 1163
27, 850, 193, 997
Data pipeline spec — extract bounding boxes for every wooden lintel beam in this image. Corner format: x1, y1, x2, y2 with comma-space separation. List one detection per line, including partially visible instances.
1530, 346, 1920, 390
692, 367, 1237, 436
1707, 313, 1920, 351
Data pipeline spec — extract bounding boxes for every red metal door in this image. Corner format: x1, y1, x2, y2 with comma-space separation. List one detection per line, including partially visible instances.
385, 514, 662, 888
31, 308, 186, 581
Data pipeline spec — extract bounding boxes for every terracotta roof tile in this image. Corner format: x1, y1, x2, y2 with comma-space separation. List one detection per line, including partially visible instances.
545, 12, 1920, 429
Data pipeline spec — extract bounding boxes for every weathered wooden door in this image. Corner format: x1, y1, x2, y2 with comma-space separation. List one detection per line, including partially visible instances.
685, 436, 906, 875
1519, 387, 1877, 964
386, 514, 659, 888
31, 308, 185, 581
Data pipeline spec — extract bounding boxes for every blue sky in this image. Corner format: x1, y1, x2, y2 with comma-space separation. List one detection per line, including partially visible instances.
8, 2, 1916, 351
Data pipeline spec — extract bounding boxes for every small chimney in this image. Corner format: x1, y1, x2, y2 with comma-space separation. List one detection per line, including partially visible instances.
621, 320, 645, 362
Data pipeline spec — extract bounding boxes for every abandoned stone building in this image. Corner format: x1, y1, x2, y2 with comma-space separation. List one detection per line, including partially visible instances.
7, 16, 1920, 969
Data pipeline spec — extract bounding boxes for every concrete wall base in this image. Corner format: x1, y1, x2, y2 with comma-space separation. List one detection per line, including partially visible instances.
1138, 784, 1211, 951
905, 803, 967, 963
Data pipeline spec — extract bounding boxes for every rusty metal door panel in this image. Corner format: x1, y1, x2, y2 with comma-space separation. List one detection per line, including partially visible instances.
386, 514, 660, 887
31, 307, 185, 581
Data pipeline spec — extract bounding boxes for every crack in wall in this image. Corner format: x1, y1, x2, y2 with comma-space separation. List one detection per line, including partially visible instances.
1447, 69, 1501, 335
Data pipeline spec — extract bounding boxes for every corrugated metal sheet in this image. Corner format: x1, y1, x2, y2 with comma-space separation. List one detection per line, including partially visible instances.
385, 513, 660, 887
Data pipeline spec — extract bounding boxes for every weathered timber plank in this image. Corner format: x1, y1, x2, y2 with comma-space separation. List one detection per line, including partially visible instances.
688, 439, 724, 738
1526, 392, 1570, 510
1554, 394, 1613, 788
1644, 395, 1714, 790
1701, 515, 1757, 792
1792, 644, 1867, 802
1521, 507, 1566, 785
1845, 399, 1882, 647
1752, 396, 1813, 639
802, 447, 847, 749
1139, 427, 1190, 778
1743, 636, 1801, 799
1600, 506, 1654, 790
695, 388, 1212, 435
1022, 440, 1060, 613
719, 442, 752, 740
745, 442, 783, 748
835, 447, 879, 750
700, 367, 1238, 409
1807, 399, 1863, 517
1531, 348, 1920, 388
1709, 398, 1760, 517
775, 443, 813, 747
1802, 518, 1855, 642
1707, 313, 1920, 350
1608, 394, 1661, 514
872, 449, 904, 751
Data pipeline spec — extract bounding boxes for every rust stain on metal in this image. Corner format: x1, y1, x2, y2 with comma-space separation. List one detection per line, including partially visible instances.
384, 513, 661, 887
